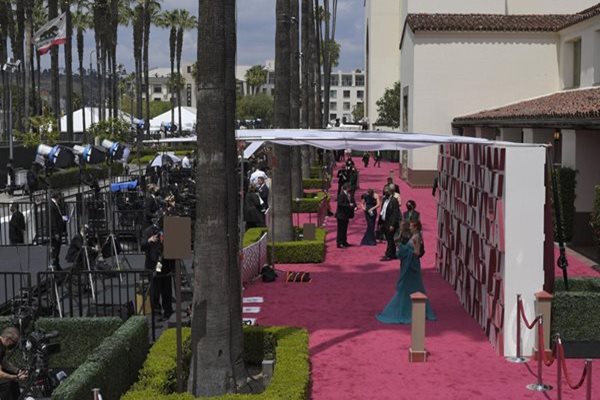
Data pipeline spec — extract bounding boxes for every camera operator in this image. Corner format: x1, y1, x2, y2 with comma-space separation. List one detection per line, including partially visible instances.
143, 184, 161, 228
50, 191, 67, 271
0, 327, 28, 400
141, 218, 173, 320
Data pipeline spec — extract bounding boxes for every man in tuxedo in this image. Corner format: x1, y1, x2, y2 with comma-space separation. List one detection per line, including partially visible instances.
256, 176, 269, 211
49, 191, 67, 270
8, 203, 25, 245
379, 185, 400, 261
335, 183, 355, 248
141, 221, 173, 319
144, 184, 161, 228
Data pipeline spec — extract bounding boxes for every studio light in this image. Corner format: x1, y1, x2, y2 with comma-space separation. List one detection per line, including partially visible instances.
36, 144, 76, 169
160, 122, 177, 134
73, 144, 107, 165
100, 139, 130, 163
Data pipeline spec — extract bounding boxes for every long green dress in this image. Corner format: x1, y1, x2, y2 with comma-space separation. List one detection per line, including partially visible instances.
376, 239, 436, 324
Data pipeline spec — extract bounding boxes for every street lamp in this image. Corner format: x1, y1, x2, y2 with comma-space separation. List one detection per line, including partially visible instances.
2, 57, 21, 160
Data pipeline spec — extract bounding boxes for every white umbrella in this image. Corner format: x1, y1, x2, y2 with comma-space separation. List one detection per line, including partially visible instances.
150, 153, 182, 168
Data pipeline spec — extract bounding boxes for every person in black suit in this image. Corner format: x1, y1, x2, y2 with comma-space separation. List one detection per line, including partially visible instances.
144, 184, 161, 227
8, 203, 25, 245
49, 191, 67, 270
336, 183, 355, 248
256, 176, 269, 211
141, 221, 173, 319
386, 177, 400, 195
336, 166, 349, 198
379, 185, 401, 261
347, 165, 359, 202
403, 200, 420, 222
244, 185, 266, 229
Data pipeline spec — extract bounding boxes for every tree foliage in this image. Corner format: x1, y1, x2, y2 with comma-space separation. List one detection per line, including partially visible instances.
15, 114, 60, 149
88, 118, 132, 142
245, 65, 268, 95
237, 94, 274, 126
320, 39, 340, 68
352, 102, 364, 122
375, 81, 400, 127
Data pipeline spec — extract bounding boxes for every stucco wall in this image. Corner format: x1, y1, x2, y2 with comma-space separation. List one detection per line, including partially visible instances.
407, 32, 561, 171
507, 0, 598, 14
559, 15, 600, 89
364, 0, 401, 128
575, 130, 600, 213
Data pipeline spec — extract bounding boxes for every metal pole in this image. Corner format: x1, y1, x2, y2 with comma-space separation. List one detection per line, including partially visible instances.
175, 259, 183, 393
8, 69, 13, 160
506, 294, 528, 363
557, 335, 562, 400
526, 315, 552, 392
89, 50, 96, 128
586, 359, 592, 400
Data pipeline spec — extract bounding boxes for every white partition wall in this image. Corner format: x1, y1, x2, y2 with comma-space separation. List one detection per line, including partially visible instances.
436, 143, 546, 356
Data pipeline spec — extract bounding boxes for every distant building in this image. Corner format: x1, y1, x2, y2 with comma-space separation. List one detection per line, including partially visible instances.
145, 64, 197, 109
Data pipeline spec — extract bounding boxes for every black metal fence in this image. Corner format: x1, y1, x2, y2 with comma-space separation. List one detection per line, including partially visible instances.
0, 270, 157, 340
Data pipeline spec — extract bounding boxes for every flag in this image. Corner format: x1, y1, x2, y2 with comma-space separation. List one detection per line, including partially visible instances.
33, 12, 67, 55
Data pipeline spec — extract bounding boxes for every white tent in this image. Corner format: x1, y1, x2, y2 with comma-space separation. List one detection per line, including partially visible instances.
149, 106, 197, 133
60, 107, 132, 133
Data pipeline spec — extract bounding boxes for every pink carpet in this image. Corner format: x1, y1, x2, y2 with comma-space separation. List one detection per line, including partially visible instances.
244, 161, 598, 400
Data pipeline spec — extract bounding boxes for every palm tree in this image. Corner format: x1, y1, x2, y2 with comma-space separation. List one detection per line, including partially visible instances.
48, 0, 61, 125
290, 0, 302, 198
244, 65, 267, 96
175, 9, 196, 134
24, 0, 34, 122
143, 0, 162, 137
132, 1, 143, 120
272, 0, 294, 242
73, 2, 92, 136
189, 0, 248, 395
157, 9, 178, 128
300, 0, 311, 178
62, 0, 74, 141
32, 0, 46, 114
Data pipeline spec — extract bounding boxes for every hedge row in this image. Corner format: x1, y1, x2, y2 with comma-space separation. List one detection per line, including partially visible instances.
554, 166, 577, 242
302, 178, 330, 190
243, 228, 267, 248
310, 166, 323, 179
292, 192, 328, 213
0, 317, 122, 370
552, 278, 600, 342
591, 185, 600, 249
268, 228, 327, 264
52, 316, 149, 400
122, 326, 309, 400
45, 163, 125, 190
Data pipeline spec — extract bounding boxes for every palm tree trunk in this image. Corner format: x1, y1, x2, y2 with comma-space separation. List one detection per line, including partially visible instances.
36, 49, 41, 114
170, 26, 176, 128
63, 0, 74, 141
143, 1, 150, 138
25, 0, 33, 126
77, 26, 86, 136
133, 5, 143, 120
176, 26, 183, 136
188, 0, 247, 395
48, 0, 60, 127
300, 0, 311, 179
290, 0, 302, 198
272, 0, 294, 242
314, 0, 323, 129
16, 0, 25, 133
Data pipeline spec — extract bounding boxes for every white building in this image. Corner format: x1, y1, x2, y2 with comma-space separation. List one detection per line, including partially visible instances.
326, 69, 365, 123
145, 64, 197, 108
399, 2, 600, 245
364, 0, 401, 128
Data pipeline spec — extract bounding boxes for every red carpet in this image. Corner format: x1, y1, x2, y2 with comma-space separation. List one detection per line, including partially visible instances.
244, 161, 598, 400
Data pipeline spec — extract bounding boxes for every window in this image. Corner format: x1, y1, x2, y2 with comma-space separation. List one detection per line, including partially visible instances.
329, 113, 337, 121
330, 90, 337, 99
343, 90, 351, 98
187, 66, 192, 73
402, 86, 409, 132
573, 39, 581, 88
343, 102, 351, 111
268, 72, 275, 85
341, 74, 353, 86
357, 90, 364, 99
186, 84, 192, 107
153, 97, 162, 102
262, 87, 267, 94
330, 74, 339, 86
355, 74, 364, 86
329, 102, 337, 111
153, 85, 162, 93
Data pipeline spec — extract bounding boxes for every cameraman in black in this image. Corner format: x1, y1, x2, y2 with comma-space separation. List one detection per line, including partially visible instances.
0, 327, 28, 400
141, 218, 174, 320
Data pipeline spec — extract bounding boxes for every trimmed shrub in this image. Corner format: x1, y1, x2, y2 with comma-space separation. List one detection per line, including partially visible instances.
302, 178, 329, 190
292, 192, 328, 213
122, 326, 309, 400
51, 317, 149, 400
552, 278, 600, 342
243, 228, 268, 248
310, 166, 323, 179
591, 185, 600, 250
268, 228, 327, 264
553, 166, 577, 242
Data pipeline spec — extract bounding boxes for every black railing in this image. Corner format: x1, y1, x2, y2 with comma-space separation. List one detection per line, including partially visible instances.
0, 272, 32, 315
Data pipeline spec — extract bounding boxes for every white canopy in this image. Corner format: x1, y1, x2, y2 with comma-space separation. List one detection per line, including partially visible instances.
149, 107, 197, 132
60, 107, 132, 133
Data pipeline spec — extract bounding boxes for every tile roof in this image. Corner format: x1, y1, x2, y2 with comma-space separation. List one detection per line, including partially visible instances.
453, 88, 600, 124
405, 3, 600, 33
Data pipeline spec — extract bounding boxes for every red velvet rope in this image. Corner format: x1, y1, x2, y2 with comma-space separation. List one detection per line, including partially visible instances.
517, 298, 542, 330
536, 319, 555, 367
557, 340, 588, 390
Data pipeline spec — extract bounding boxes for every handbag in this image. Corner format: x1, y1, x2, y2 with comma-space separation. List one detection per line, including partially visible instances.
261, 265, 278, 282
286, 271, 311, 283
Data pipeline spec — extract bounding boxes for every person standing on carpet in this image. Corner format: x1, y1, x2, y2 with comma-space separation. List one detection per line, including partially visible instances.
376, 220, 436, 324
360, 189, 380, 246
379, 185, 400, 261
336, 183, 355, 248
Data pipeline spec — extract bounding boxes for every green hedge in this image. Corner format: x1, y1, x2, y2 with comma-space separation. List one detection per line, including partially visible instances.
122, 326, 309, 400
133, 150, 192, 165
302, 178, 330, 190
46, 163, 125, 190
268, 228, 327, 264
0, 317, 122, 370
554, 166, 577, 242
52, 317, 149, 400
243, 228, 268, 248
552, 278, 600, 342
310, 166, 323, 179
591, 185, 600, 250
292, 192, 328, 213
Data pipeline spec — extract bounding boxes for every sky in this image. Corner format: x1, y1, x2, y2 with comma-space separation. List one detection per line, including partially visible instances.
41, 0, 365, 73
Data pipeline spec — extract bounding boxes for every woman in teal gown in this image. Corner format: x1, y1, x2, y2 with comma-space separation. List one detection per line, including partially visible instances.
376, 220, 436, 324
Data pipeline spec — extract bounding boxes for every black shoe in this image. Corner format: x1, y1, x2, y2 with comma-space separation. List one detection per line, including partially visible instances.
337, 244, 347, 249
380, 256, 391, 261
344, 243, 353, 247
